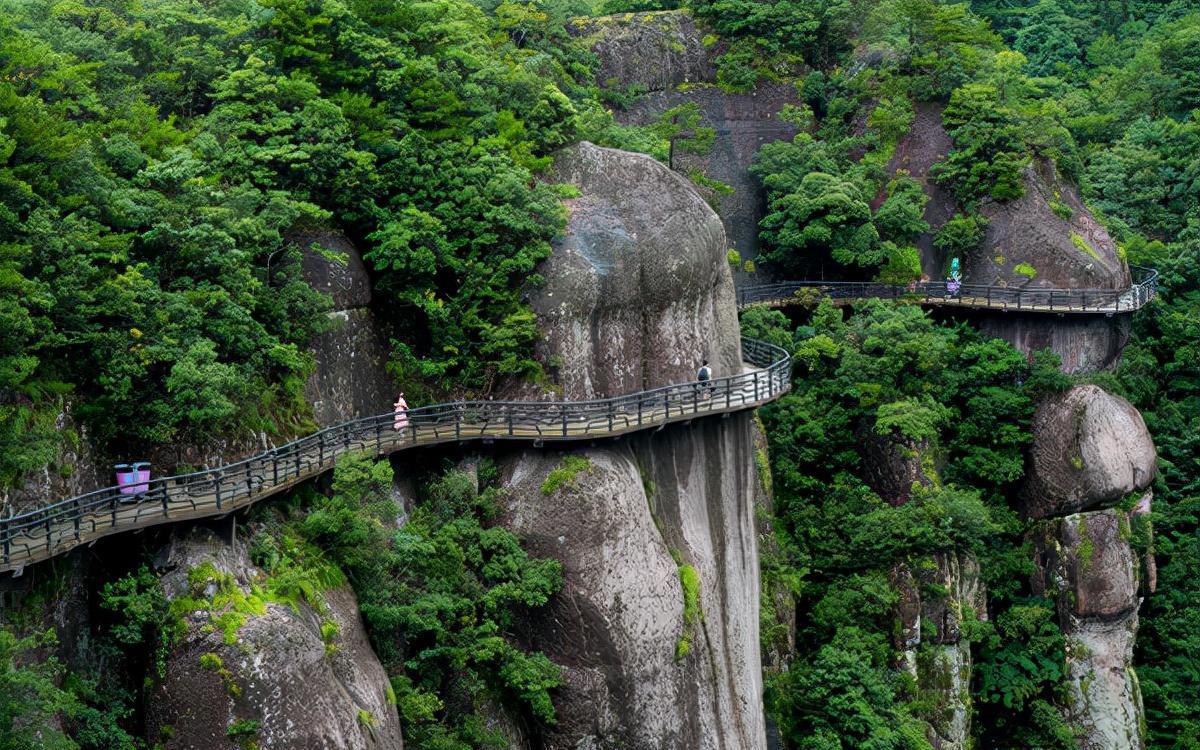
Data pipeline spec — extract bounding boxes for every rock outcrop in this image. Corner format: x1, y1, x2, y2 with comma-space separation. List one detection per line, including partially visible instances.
972, 160, 1129, 291
891, 552, 983, 750
571, 12, 802, 277
879, 101, 958, 278
147, 528, 403, 750
531, 142, 742, 399
1021, 385, 1157, 520
295, 230, 394, 427
499, 415, 767, 749
489, 141, 768, 748
1023, 384, 1157, 750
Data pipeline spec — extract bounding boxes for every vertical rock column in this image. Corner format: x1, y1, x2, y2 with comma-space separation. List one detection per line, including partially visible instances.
1022, 385, 1157, 750
862, 432, 982, 750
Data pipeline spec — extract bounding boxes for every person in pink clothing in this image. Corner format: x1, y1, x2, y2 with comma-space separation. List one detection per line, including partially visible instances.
393, 392, 409, 433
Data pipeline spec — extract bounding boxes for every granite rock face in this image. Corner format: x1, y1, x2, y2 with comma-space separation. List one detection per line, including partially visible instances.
489, 142, 768, 748
978, 313, 1131, 375
571, 12, 802, 278
892, 551, 985, 750
530, 142, 741, 399
971, 160, 1129, 290
498, 414, 767, 750
1022, 385, 1157, 520
879, 101, 958, 278
1023, 383, 1157, 750
298, 231, 394, 427
147, 528, 403, 750
3, 398, 102, 516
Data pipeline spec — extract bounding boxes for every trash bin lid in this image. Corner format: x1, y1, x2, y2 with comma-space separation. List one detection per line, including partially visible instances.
113, 463, 131, 471
132, 461, 151, 470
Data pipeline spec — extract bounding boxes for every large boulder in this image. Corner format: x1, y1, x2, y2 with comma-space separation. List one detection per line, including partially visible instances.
1022, 385, 1157, 519
531, 142, 741, 399
971, 160, 1129, 290
497, 414, 767, 750
147, 528, 403, 750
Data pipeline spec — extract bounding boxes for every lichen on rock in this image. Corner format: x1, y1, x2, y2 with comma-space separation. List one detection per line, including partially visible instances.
147, 528, 403, 750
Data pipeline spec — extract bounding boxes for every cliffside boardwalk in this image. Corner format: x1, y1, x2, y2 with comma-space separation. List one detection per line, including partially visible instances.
0, 338, 791, 573
0, 268, 1160, 574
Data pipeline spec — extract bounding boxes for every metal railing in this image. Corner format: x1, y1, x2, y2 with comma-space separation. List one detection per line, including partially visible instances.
737, 265, 1159, 314
0, 337, 792, 572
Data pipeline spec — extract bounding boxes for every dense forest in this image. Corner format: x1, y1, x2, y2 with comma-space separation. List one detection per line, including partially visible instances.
1, 0, 1198, 748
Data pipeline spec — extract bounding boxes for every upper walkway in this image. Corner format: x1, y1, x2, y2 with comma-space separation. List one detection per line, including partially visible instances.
0, 338, 791, 572
737, 265, 1159, 315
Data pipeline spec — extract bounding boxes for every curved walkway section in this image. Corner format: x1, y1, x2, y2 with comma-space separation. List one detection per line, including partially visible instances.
738, 265, 1159, 314
0, 337, 792, 572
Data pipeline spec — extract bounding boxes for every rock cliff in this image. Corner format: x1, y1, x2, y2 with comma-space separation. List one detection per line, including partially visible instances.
147, 528, 404, 750
885, 106, 1132, 373
1025, 385, 1157, 750
532, 142, 742, 398
487, 140, 770, 748
571, 12, 802, 277
294, 230, 394, 427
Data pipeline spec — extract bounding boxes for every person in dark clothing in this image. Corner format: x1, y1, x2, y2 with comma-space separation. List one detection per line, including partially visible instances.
697, 360, 713, 400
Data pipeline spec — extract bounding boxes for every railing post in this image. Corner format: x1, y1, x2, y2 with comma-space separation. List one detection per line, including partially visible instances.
562, 405, 568, 437
637, 398, 643, 427
318, 432, 324, 465
73, 499, 81, 541
753, 370, 760, 402
1081, 290, 1087, 310
375, 420, 382, 456
507, 410, 514, 436
725, 378, 732, 409
272, 451, 279, 485
1049, 291, 1054, 311
664, 393, 670, 419
214, 473, 223, 512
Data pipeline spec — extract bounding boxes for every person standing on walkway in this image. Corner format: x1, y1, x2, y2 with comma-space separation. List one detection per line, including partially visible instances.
393, 392, 409, 434
697, 360, 713, 400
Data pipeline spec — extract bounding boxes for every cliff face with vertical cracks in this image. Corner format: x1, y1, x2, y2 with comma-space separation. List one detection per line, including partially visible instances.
294, 230, 394, 427
1024, 386, 1157, 750
489, 141, 769, 748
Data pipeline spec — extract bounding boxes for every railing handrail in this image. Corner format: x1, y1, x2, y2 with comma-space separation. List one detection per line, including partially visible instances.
737, 265, 1159, 313
0, 337, 792, 569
